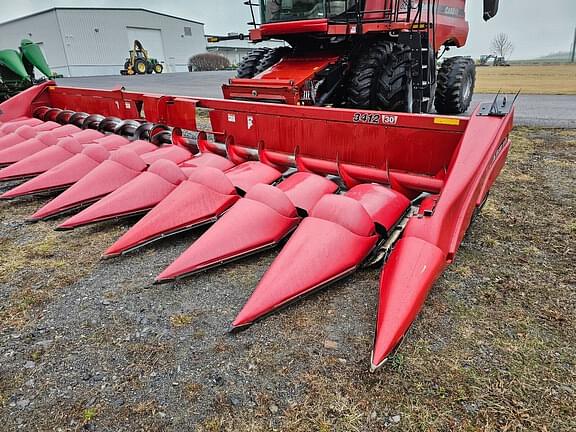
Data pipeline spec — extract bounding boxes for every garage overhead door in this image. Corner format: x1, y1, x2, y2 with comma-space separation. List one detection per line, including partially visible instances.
126, 27, 166, 64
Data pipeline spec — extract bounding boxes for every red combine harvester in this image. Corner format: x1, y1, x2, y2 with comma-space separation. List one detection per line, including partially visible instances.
0, 0, 513, 371
225, 0, 499, 114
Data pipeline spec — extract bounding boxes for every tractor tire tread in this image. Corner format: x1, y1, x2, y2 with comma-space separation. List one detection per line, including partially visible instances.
434, 56, 476, 114
347, 41, 411, 112
236, 48, 273, 78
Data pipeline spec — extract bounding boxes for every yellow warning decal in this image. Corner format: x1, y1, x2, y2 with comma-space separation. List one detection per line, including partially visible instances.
434, 117, 461, 126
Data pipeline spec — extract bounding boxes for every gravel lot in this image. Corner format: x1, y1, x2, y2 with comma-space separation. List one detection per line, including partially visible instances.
0, 127, 574, 431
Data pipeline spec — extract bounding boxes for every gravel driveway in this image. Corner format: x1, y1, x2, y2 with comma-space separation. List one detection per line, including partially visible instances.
0, 127, 574, 431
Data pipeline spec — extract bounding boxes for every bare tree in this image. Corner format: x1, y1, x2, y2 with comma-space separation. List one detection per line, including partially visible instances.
490, 33, 514, 60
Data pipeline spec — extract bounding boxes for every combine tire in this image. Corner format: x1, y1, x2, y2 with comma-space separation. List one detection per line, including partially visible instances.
134, 59, 147, 75
255, 47, 291, 75
434, 56, 475, 114
347, 41, 412, 112
154, 63, 163, 74
236, 48, 271, 78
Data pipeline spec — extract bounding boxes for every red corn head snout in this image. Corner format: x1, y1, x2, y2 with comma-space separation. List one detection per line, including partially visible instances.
0, 127, 101, 166
104, 166, 240, 257
0, 122, 62, 151
0, 137, 85, 181
0, 134, 145, 181
57, 159, 189, 230
1, 144, 111, 199
0, 118, 43, 136
1, 140, 156, 200
30, 148, 148, 221
232, 184, 410, 330
104, 161, 282, 256
155, 172, 338, 282
371, 237, 445, 371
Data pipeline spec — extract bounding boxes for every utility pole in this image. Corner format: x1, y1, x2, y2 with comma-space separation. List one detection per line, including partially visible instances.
572, 26, 576, 63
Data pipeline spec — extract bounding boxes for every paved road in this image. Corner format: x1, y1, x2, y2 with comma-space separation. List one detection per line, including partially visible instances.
58, 71, 576, 128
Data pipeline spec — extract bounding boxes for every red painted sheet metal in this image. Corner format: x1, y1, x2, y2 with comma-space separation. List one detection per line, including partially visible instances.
371, 236, 446, 371
0, 127, 102, 166
277, 171, 338, 214
0, 137, 84, 181
57, 159, 187, 230
42, 85, 142, 121
0, 122, 61, 150
0, 117, 33, 128
0, 126, 41, 150
0, 81, 53, 123
155, 172, 337, 281
0, 132, 60, 166
155, 183, 300, 283
232, 197, 378, 329
257, 55, 341, 82
208, 109, 463, 180
181, 152, 235, 171
93, 134, 129, 151
141, 145, 192, 165
105, 167, 240, 257
345, 184, 410, 233
403, 107, 514, 260
258, 19, 329, 37
225, 161, 282, 193
121, 140, 158, 155
30, 149, 148, 220
1, 144, 110, 199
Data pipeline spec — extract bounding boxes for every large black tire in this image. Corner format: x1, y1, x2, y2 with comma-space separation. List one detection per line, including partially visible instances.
255, 47, 292, 75
434, 56, 476, 114
236, 48, 272, 78
347, 41, 412, 112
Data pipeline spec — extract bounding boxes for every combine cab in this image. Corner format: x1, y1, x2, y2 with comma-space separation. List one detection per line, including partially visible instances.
0, 0, 514, 371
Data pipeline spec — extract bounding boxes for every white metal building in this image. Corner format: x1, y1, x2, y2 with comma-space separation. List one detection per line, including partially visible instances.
206, 36, 287, 67
0, 8, 205, 77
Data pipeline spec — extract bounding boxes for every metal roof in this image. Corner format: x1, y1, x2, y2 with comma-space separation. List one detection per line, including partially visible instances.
0, 7, 204, 26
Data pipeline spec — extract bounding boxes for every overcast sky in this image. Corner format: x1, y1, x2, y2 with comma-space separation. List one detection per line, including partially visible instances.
1, 0, 575, 59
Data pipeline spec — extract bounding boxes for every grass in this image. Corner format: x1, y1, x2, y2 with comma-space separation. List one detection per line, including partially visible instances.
475, 64, 576, 95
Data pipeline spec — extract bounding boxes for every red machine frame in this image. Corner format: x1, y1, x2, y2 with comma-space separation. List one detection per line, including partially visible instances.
0, 81, 513, 370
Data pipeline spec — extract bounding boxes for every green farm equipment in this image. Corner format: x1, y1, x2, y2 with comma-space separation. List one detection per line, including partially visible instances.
0, 39, 54, 102
120, 40, 164, 75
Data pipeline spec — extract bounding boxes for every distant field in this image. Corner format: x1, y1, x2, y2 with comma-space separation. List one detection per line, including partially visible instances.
475, 64, 576, 95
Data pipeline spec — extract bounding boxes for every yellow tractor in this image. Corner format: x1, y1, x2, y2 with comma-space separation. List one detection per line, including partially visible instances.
120, 40, 164, 75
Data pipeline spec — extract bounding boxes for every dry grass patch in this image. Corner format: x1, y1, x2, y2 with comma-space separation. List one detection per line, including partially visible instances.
475, 64, 576, 94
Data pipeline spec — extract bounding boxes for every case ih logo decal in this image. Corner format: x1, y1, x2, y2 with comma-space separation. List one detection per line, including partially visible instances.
353, 112, 399, 126
401, 1, 465, 18
437, 5, 465, 17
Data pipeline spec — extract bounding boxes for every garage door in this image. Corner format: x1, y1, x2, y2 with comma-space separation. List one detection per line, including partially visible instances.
126, 27, 166, 64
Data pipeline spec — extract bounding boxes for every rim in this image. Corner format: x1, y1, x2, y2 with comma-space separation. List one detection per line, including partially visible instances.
462, 75, 472, 101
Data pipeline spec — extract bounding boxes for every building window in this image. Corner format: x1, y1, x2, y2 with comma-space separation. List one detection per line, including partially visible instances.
184, 27, 192, 36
